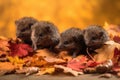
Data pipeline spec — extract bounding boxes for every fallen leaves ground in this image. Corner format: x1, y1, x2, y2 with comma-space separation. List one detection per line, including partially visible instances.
0, 24, 120, 78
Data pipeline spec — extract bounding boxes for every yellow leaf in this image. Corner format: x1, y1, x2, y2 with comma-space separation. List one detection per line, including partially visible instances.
36, 67, 55, 75
7, 56, 24, 64
7, 56, 24, 69
94, 41, 120, 63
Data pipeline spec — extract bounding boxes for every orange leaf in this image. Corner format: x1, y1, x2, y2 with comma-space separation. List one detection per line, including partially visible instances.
0, 36, 9, 56
0, 62, 15, 75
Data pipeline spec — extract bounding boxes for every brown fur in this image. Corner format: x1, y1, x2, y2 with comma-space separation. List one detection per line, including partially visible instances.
31, 21, 60, 51
83, 25, 110, 51
57, 27, 86, 57
15, 17, 38, 45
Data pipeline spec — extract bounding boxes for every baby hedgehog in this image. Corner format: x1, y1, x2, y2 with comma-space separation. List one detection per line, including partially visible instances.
31, 21, 60, 51
57, 27, 86, 57
83, 25, 110, 52
15, 17, 38, 45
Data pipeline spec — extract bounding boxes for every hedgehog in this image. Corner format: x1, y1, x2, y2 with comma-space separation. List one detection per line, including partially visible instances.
31, 21, 60, 51
56, 27, 86, 57
83, 25, 110, 52
15, 17, 38, 45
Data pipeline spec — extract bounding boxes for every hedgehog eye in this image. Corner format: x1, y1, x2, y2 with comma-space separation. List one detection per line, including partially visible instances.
21, 28, 26, 32
28, 23, 33, 28
39, 33, 44, 37
92, 37, 97, 40
64, 41, 69, 45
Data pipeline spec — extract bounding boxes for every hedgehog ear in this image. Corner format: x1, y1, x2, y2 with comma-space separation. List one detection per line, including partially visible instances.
73, 36, 77, 42
28, 23, 33, 28
15, 20, 18, 25
99, 32, 104, 37
45, 26, 50, 32
83, 30, 86, 34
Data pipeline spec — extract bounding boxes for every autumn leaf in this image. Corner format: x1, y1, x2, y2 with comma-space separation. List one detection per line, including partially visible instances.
94, 41, 120, 63
0, 36, 9, 57
9, 42, 33, 57
30, 55, 66, 68
58, 51, 72, 62
67, 56, 88, 71
94, 40, 120, 74
7, 56, 24, 69
54, 65, 83, 76
7, 56, 24, 64
16, 67, 39, 76
35, 49, 56, 58
44, 57, 66, 64
36, 67, 55, 75
113, 36, 120, 44
67, 55, 99, 72
104, 24, 120, 39
0, 62, 15, 75
30, 56, 48, 67
112, 48, 120, 75
29, 49, 66, 67
87, 60, 99, 67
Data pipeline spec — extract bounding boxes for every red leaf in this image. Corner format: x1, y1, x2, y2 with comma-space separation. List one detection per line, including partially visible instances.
9, 43, 33, 57
87, 60, 100, 67
114, 48, 120, 58
112, 63, 120, 72
113, 36, 120, 44
67, 56, 88, 71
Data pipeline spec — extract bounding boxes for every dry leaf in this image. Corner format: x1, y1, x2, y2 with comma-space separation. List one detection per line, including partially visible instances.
113, 36, 120, 44
16, 67, 39, 76
94, 41, 120, 63
35, 49, 56, 58
7, 56, 24, 64
0, 36, 9, 57
29, 55, 50, 67
30, 56, 66, 67
9, 42, 33, 57
104, 24, 120, 39
54, 65, 83, 76
44, 57, 66, 64
7, 56, 24, 69
0, 62, 15, 75
58, 51, 72, 62
67, 56, 88, 71
36, 67, 55, 75
30, 50, 66, 67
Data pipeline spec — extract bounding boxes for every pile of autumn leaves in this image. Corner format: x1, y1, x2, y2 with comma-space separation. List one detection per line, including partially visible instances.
0, 24, 120, 78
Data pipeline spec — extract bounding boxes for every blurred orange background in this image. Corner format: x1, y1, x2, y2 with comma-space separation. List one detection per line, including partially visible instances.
0, 0, 120, 38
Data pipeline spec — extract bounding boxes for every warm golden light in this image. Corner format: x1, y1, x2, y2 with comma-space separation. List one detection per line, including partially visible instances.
0, 0, 120, 38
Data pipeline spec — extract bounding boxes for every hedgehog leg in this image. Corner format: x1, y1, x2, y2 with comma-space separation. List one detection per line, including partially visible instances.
72, 52, 78, 58
32, 42, 37, 50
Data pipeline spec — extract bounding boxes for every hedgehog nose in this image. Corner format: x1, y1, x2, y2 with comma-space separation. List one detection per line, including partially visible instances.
56, 43, 61, 49
55, 39, 59, 45
56, 44, 64, 49
56, 44, 60, 49
17, 35, 23, 38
